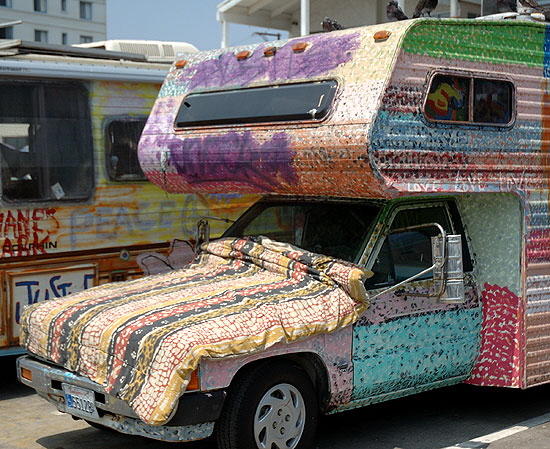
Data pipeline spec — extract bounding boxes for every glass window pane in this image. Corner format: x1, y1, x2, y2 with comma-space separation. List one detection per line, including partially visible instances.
80, 1, 92, 19
106, 118, 147, 181
425, 75, 470, 122
225, 200, 379, 262
390, 207, 451, 281
473, 79, 513, 124
34, 30, 48, 43
175, 81, 338, 127
367, 206, 452, 288
0, 82, 93, 202
34, 0, 46, 12
0, 27, 12, 38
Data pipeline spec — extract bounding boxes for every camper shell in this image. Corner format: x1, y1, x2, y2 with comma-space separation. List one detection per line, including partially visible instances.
138, 17, 550, 389
16, 17, 550, 449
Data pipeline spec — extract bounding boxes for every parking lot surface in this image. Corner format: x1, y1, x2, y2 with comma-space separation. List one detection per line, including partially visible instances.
2, 355, 550, 449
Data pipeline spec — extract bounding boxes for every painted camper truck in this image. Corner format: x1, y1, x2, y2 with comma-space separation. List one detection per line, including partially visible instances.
16, 15, 550, 449
0, 40, 254, 355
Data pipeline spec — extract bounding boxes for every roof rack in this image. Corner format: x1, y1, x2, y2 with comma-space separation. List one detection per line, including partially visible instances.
0, 39, 149, 62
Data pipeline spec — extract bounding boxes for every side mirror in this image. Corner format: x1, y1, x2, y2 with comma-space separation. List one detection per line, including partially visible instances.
195, 218, 210, 254
194, 216, 236, 254
431, 234, 465, 303
370, 223, 465, 303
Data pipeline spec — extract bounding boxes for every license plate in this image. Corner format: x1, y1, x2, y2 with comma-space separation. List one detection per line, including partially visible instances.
62, 384, 99, 419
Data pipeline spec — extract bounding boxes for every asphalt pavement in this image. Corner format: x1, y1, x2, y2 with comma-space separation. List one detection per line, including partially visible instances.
2, 354, 550, 449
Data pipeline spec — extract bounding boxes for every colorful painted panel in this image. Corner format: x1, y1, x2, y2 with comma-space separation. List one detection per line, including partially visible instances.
351, 308, 481, 401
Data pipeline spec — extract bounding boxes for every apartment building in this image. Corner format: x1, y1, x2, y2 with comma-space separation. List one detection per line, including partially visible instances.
0, 0, 106, 45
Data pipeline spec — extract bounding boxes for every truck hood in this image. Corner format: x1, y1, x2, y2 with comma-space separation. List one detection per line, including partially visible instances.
21, 236, 369, 425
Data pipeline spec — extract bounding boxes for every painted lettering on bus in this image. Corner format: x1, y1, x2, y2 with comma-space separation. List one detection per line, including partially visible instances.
0, 208, 59, 257
14, 273, 94, 324
69, 200, 186, 247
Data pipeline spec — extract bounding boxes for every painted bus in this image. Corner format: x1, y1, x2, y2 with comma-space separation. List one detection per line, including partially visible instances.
16, 12, 550, 449
0, 39, 255, 355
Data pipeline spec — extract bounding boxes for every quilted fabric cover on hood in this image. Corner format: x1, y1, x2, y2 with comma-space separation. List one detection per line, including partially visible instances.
21, 236, 370, 425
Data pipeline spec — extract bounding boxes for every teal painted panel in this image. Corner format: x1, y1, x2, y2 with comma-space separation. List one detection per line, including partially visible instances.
351, 308, 482, 400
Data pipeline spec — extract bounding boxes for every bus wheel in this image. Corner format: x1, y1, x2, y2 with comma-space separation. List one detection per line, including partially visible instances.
216, 360, 318, 449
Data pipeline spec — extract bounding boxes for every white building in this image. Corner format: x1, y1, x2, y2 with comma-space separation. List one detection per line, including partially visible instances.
217, 0, 482, 47
0, 0, 106, 45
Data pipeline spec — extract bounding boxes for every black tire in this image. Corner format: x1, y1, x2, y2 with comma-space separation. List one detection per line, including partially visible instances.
216, 360, 318, 449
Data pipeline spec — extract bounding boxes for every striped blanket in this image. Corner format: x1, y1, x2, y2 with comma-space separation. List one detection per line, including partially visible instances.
21, 237, 370, 425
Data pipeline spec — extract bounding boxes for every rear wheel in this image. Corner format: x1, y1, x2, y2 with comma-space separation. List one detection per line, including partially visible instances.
216, 360, 318, 449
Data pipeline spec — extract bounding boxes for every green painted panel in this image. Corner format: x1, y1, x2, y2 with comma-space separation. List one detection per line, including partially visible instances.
402, 20, 545, 68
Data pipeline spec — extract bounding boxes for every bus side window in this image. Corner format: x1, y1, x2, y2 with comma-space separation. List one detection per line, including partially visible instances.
105, 117, 147, 181
0, 81, 93, 202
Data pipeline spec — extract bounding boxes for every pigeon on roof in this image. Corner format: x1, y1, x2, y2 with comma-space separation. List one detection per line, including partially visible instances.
387, 0, 409, 20
496, 0, 517, 12
412, 0, 439, 17
321, 17, 344, 31
518, 0, 550, 19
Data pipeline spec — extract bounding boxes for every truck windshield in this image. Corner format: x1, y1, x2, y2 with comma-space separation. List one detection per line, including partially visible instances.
223, 200, 381, 262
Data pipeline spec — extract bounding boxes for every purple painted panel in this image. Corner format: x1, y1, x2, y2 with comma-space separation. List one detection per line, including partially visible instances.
182, 32, 361, 92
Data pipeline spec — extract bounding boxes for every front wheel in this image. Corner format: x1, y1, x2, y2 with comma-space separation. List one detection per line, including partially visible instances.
216, 360, 318, 449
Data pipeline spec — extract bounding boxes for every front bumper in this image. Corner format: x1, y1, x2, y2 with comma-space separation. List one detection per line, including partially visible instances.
17, 355, 225, 442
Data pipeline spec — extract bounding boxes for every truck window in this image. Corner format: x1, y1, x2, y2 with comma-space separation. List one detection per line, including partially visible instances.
366, 205, 452, 288
424, 74, 513, 125
105, 117, 147, 181
174, 80, 338, 128
0, 81, 93, 202
224, 200, 380, 262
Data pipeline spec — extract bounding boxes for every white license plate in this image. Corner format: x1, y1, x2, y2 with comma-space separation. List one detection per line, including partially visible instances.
62, 384, 99, 419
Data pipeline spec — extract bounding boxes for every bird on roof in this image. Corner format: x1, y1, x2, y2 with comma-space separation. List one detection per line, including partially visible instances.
517, 0, 550, 19
496, 0, 517, 12
412, 0, 439, 17
518, 0, 539, 9
321, 17, 344, 32
387, 0, 409, 20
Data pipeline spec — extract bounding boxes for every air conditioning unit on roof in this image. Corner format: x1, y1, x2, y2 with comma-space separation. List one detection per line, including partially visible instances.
74, 39, 198, 62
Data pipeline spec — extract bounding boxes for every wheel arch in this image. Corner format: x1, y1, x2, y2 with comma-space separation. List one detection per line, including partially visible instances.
227, 352, 331, 413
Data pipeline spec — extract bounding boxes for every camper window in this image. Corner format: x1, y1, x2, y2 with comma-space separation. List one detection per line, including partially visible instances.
174, 81, 338, 128
105, 117, 147, 181
0, 81, 93, 202
424, 74, 513, 125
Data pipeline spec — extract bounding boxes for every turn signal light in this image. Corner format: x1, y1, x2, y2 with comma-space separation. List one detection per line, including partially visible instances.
292, 42, 308, 53
263, 46, 277, 56
373, 30, 391, 42
236, 50, 251, 60
21, 367, 32, 382
186, 369, 200, 391
175, 59, 187, 69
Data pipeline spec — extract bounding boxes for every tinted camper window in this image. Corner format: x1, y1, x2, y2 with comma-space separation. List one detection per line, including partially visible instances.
175, 81, 337, 128
105, 117, 147, 181
0, 82, 93, 202
424, 74, 513, 125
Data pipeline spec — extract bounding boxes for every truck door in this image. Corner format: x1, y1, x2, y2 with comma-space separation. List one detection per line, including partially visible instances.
351, 201, 482, 402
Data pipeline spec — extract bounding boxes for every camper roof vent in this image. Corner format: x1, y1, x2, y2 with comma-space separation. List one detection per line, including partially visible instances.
74, 40, 198, 62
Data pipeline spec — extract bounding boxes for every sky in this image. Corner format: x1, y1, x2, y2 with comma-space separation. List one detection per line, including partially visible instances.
106, 0, 288, 51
